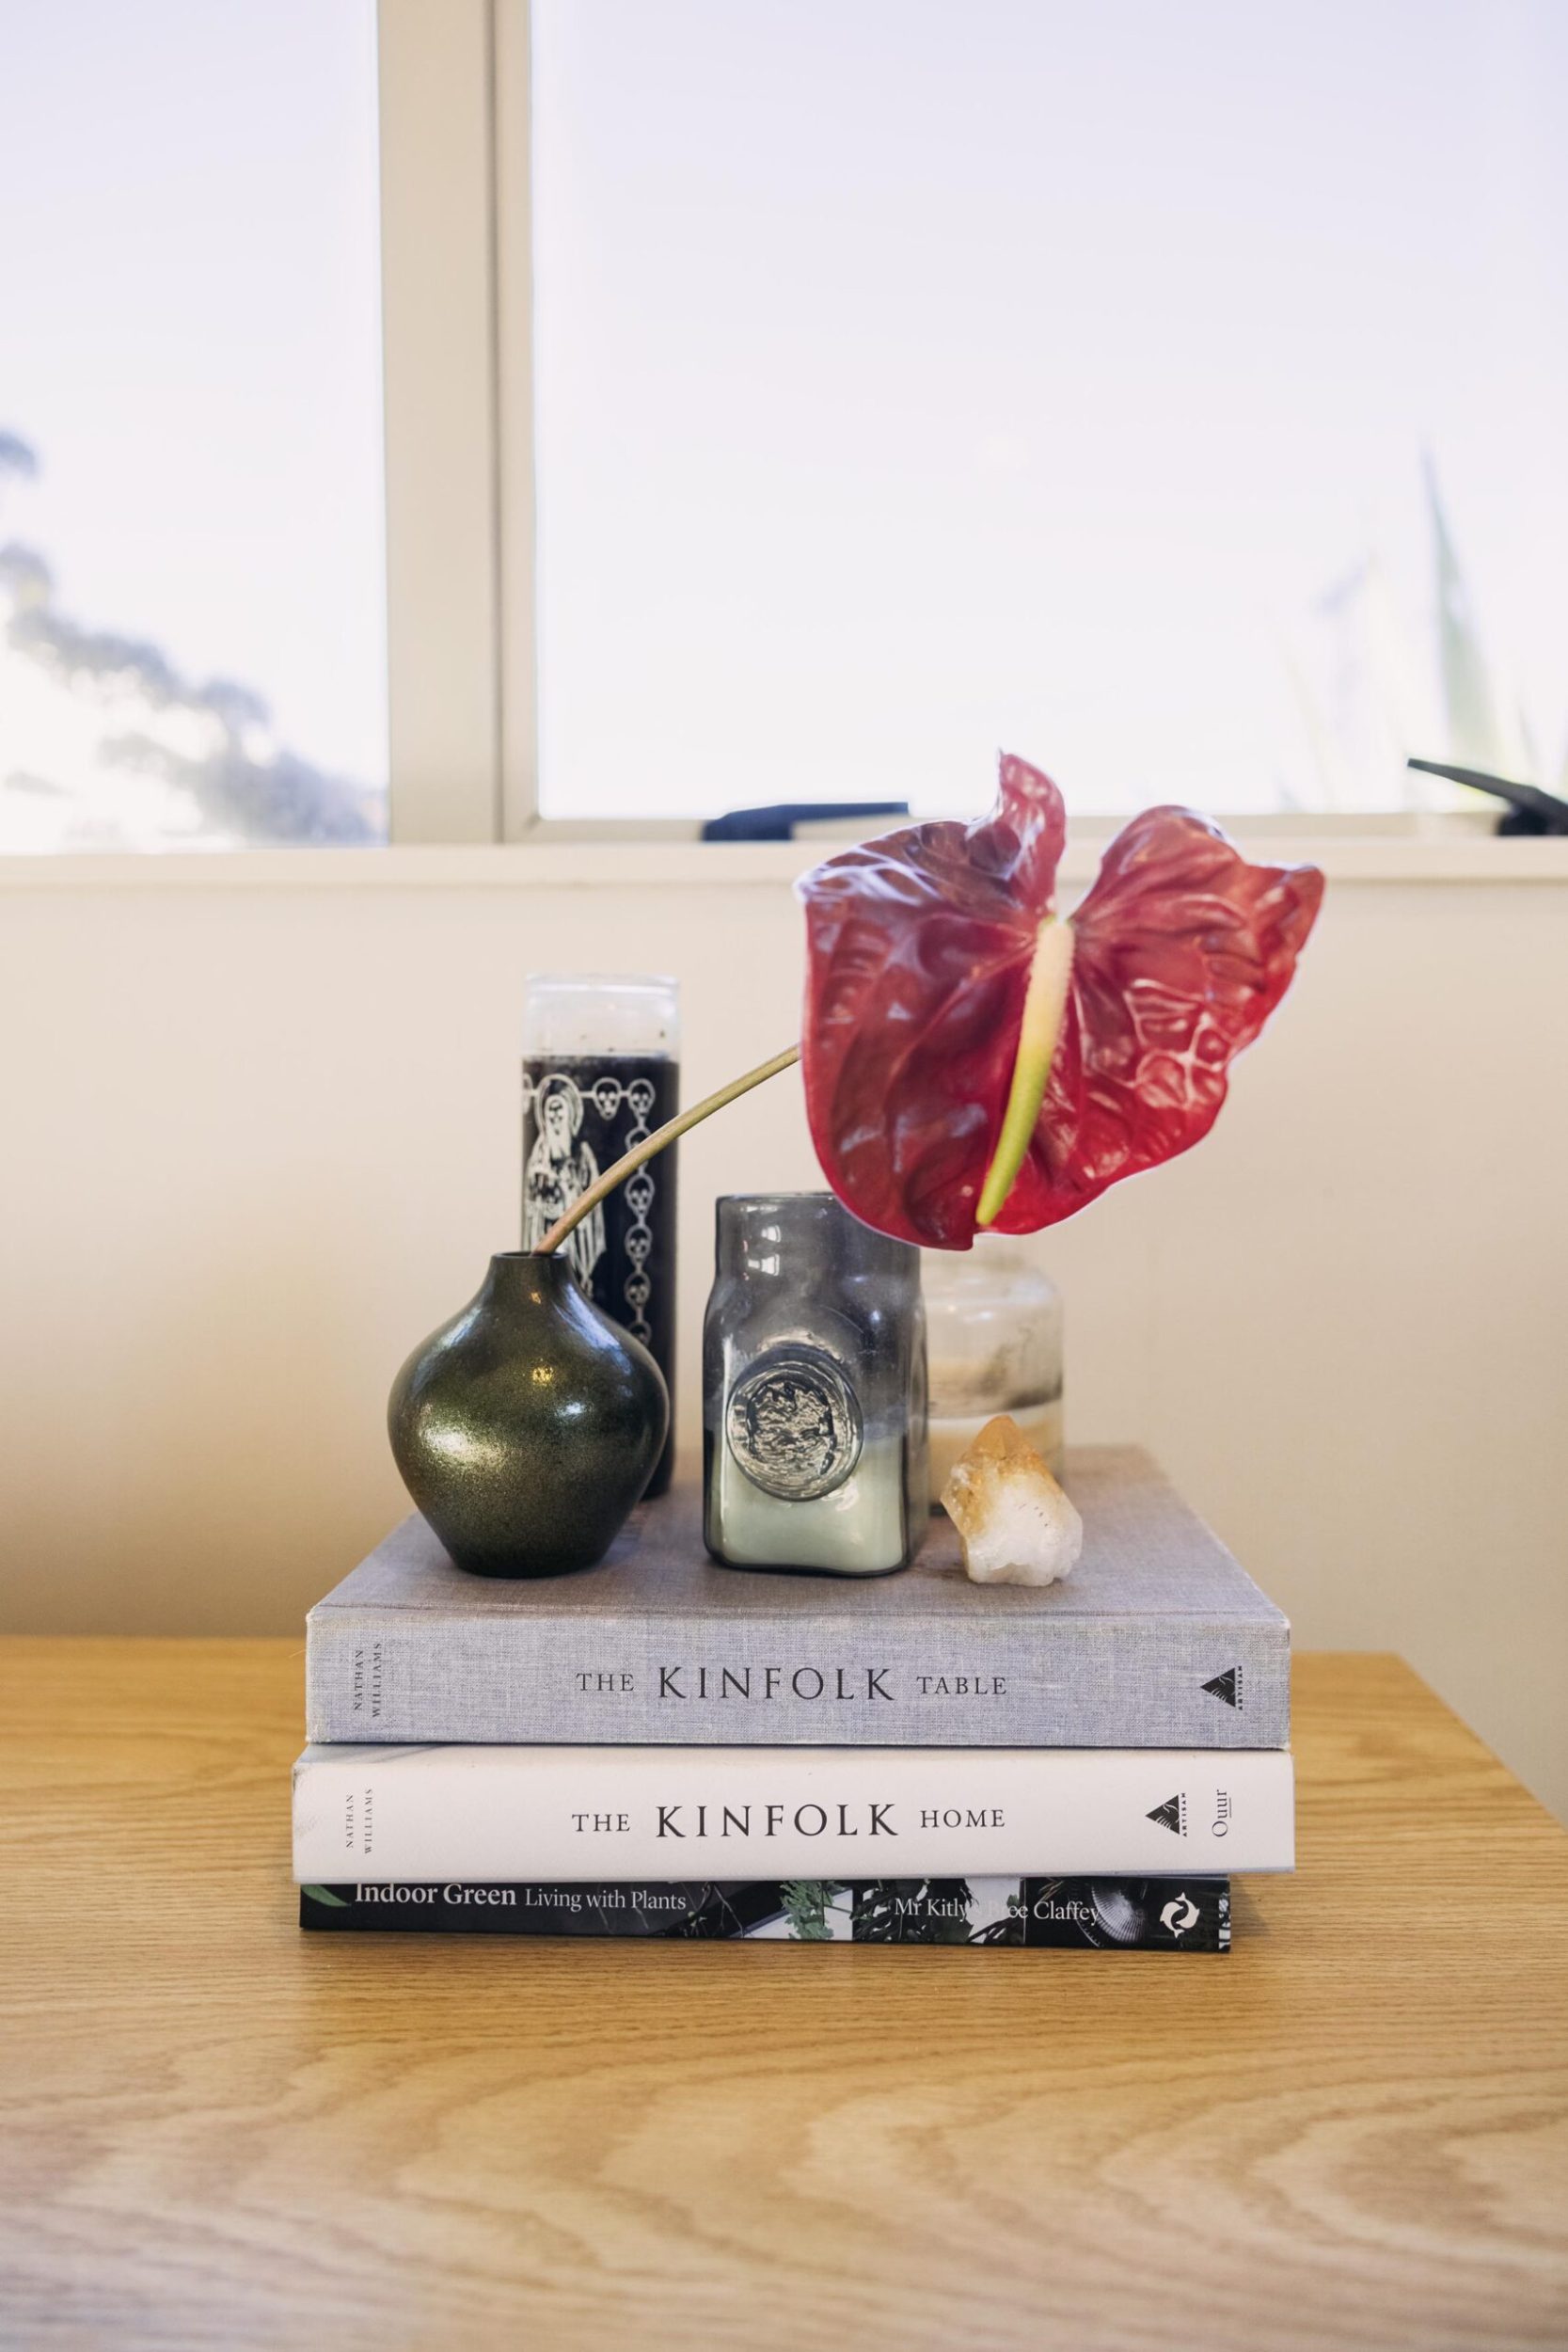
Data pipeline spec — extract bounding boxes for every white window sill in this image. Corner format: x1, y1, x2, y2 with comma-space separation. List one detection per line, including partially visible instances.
0, 818, 1563, 889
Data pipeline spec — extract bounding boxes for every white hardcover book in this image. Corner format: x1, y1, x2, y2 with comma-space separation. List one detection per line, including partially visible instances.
292, 1743, 1294, 1882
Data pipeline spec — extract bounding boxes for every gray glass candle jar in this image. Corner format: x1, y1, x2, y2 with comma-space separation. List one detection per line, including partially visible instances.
703, 1193, 927, 1576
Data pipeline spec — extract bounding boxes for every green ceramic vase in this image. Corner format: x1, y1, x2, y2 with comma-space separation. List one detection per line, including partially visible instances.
388, 1251, 670, 1577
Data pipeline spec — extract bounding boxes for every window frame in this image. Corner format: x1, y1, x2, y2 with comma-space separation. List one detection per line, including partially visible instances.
379, 0, 502, 844
381, 0, 695, 843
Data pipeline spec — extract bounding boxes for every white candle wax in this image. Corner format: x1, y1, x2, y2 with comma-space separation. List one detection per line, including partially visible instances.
715, 1431, 910, 1574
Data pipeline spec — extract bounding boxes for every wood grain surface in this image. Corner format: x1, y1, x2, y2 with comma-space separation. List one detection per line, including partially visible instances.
1, 1644, 1565, 2352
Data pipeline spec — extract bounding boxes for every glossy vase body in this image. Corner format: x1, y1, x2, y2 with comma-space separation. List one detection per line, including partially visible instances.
703, 1193, 927, 1576
388, 1252, 669, 1577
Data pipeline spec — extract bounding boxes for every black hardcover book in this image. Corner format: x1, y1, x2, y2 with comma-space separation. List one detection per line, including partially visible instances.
300, 1876, 1229, 1950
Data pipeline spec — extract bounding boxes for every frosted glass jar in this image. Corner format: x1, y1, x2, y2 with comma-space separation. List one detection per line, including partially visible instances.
703, 1194, 927, 1575
923, 1243, 1063, 1504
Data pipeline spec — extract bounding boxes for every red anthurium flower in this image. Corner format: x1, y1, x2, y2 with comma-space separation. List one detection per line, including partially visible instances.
798, 755, 1324, 1248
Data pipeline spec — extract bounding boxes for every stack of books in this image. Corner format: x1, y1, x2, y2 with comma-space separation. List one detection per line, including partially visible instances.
292, 1445, 1293, 1951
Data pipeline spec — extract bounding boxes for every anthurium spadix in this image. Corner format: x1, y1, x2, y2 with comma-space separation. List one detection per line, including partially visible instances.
796, 755, 1324, 1248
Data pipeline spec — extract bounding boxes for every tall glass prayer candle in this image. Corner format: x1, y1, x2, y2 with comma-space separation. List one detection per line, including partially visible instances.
522, 974, 680, 1496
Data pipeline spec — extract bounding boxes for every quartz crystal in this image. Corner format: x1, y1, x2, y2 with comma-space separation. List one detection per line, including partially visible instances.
941, 1414, 1083, 1586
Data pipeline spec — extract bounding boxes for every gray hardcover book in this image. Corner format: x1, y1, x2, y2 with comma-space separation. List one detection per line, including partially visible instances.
306, 1447, 1289, 1749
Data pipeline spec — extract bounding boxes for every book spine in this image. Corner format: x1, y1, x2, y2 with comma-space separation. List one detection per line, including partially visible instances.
305, 1613, 1288, 1749
292, 1743, 1293, 1882
300, 1876, 1230, 1949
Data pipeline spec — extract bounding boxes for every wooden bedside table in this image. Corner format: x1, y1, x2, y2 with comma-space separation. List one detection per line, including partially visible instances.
2, 1645, 1564, 2350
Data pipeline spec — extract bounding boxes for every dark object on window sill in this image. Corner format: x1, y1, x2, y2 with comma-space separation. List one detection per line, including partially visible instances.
701, 802, 910, 842
1408, 758, 1568, 836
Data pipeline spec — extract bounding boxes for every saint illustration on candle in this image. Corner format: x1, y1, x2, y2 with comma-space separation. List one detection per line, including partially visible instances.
523, 1075, 606, 1292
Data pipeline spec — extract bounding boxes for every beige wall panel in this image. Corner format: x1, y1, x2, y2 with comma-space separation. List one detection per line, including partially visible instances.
2, 861, 1564, 1820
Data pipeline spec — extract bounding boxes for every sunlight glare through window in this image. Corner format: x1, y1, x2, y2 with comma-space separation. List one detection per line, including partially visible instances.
531, 0, 1568, 823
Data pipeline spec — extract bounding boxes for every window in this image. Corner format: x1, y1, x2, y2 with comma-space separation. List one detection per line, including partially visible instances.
6, 2, 1561, 849
524, 0, 1568, 825
0, 0, 386, 850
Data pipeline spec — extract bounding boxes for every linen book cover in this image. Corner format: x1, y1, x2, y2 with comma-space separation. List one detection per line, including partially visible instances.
306, 1446, 1290, 1749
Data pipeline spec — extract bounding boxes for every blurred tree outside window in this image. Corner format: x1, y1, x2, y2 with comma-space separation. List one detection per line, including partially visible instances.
0, 0, 386, 850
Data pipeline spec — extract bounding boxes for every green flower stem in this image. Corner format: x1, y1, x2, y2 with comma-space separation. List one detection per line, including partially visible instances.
976, 917, 1075, 1229
536, 1043, 802, 1259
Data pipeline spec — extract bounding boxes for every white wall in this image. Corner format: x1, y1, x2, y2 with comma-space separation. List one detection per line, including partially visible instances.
4, 840, 1566, 1820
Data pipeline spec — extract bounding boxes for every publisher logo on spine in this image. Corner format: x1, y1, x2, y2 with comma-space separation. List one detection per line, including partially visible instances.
1147, 1791, 1186, 1836
1159, 1892, 1199, 1937
1201, 1665, 1243, 1710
